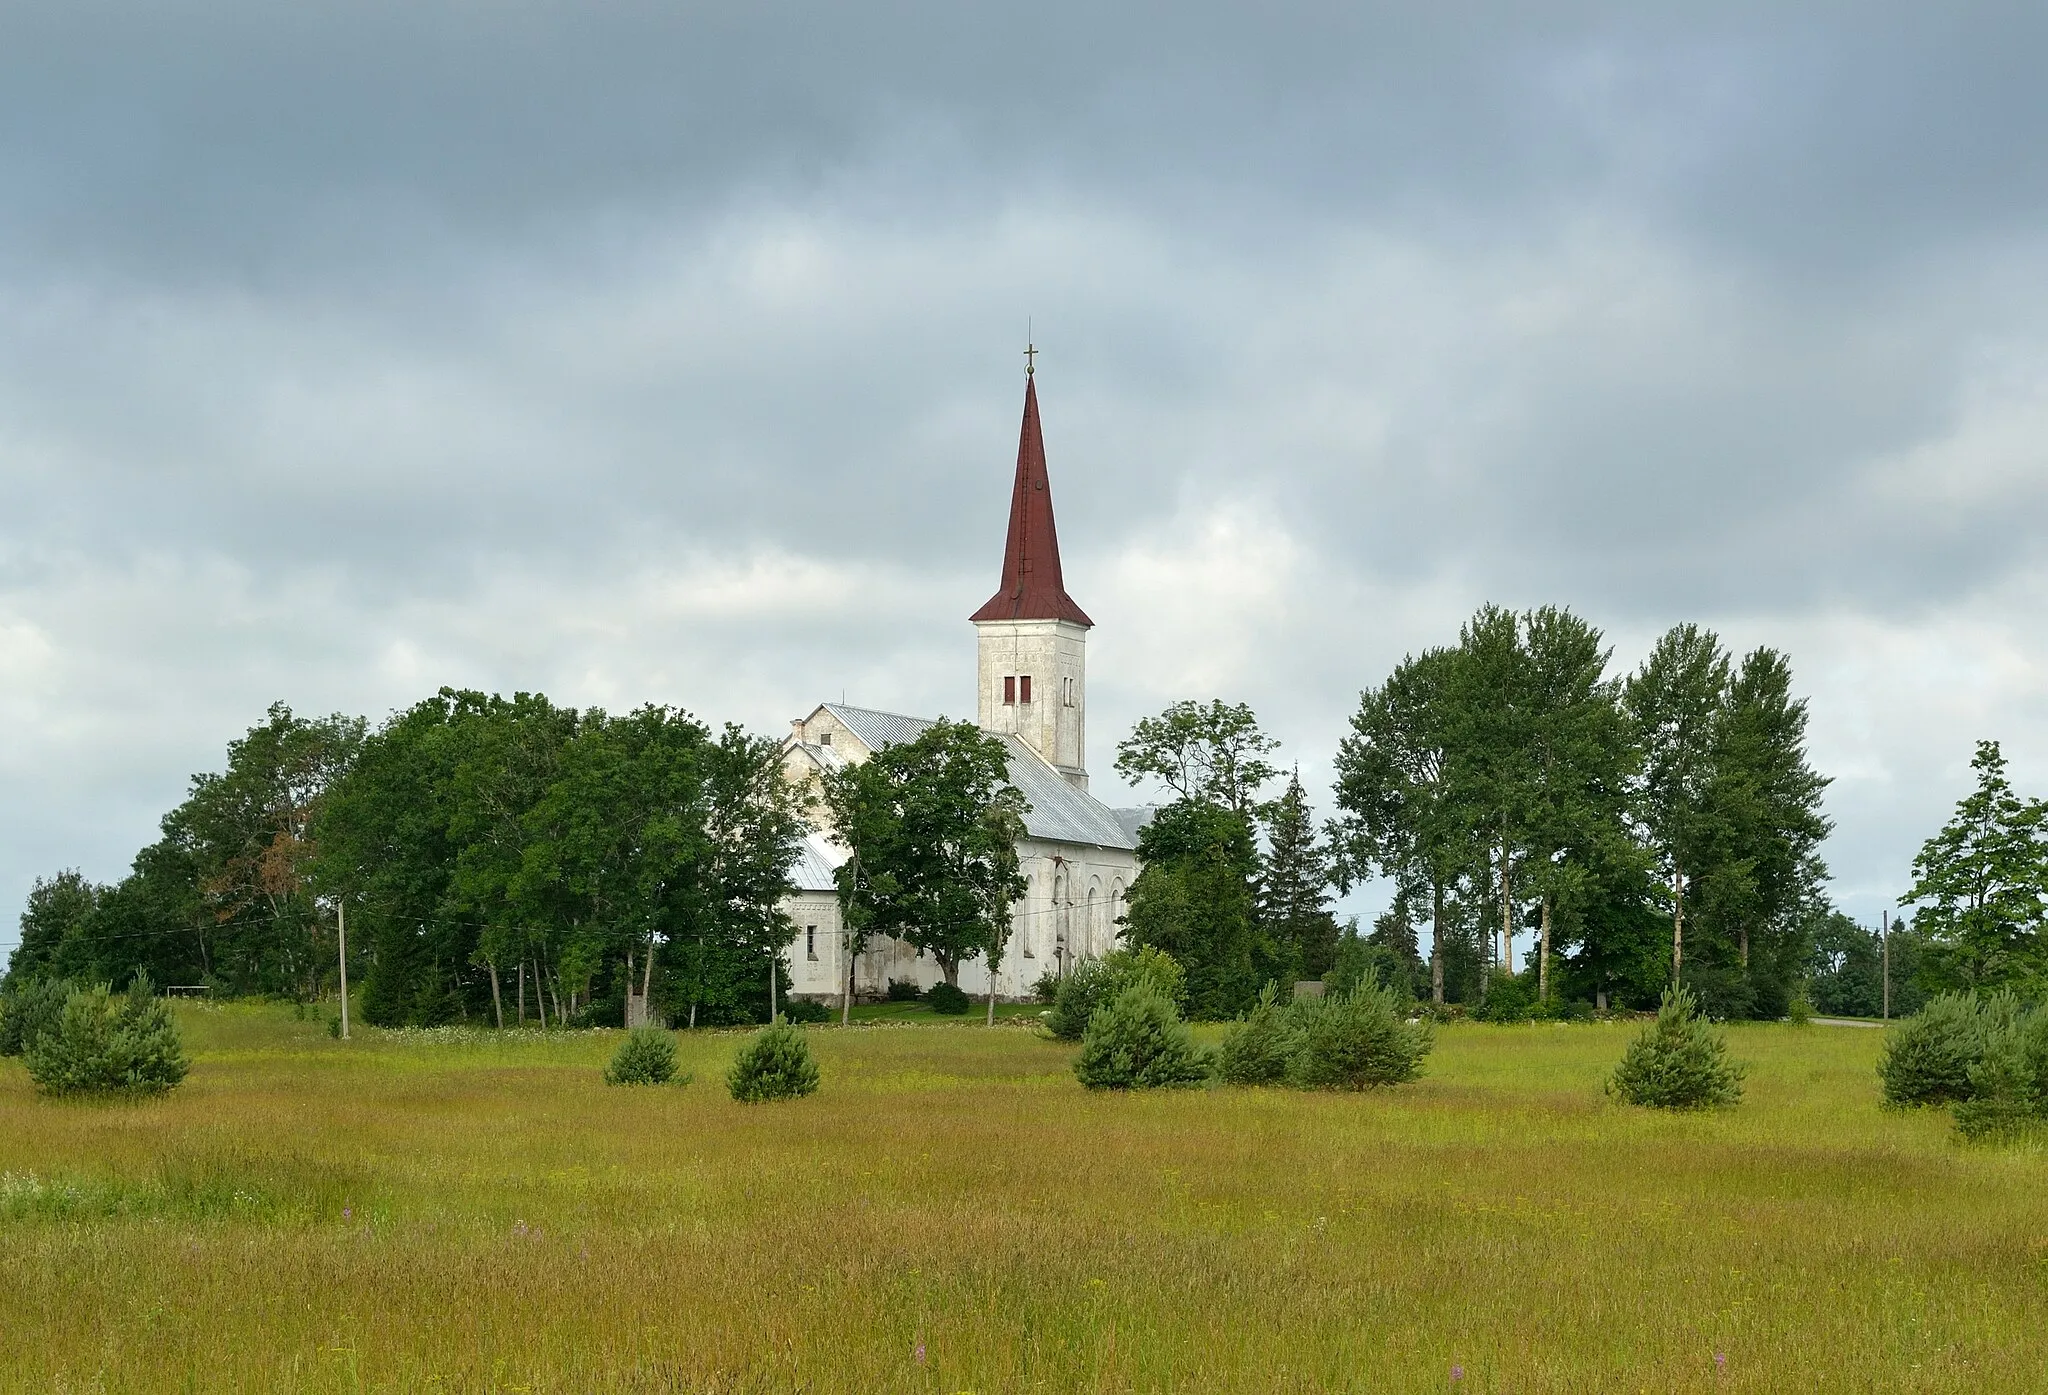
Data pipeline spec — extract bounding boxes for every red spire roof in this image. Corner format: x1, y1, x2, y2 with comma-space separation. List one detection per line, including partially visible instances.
970, 375, 1094, 628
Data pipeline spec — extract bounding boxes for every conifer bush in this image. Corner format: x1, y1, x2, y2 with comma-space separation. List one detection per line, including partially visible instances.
1046, 947, 1186, 1040
1878, 991, 2003, 1108
24, 977, 188, 1097
925, 981, 971, 1015
1285, 983, 1433, 1091
1072, 984, 1211, 1090
603, 1027, 679, 1085
0, 977, 75, 1058
1607, 985, 1743, 1109
1215, 984, 1296, 1086
726, 1016, 820, 1102
1952, 1005, 2048, 1141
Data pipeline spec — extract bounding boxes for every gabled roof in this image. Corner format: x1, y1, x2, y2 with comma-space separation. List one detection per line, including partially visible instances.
819, 703, 937, 753
969, 376, 1094, 628
811, 702, 1137, 852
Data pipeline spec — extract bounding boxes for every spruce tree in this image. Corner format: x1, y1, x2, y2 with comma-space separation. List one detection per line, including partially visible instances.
1257, 770, 1340, 981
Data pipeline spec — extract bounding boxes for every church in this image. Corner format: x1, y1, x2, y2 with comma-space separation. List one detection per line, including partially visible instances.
777, 370, 1148, 1001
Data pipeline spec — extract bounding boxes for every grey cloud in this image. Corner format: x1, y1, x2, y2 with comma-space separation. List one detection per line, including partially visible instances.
6, 2, 2048, 952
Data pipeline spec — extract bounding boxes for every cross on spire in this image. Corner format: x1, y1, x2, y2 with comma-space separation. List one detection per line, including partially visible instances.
1024, 340, 1037, 376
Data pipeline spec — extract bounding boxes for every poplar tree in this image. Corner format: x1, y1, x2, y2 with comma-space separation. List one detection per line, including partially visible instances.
1332, 646, 1470, 1004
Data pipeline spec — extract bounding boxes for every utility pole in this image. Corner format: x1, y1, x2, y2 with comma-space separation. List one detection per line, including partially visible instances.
1881, 909, 1891, 1022
337, 899, 351, 1041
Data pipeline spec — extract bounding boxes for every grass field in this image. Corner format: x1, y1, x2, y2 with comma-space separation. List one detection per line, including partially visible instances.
1, 1006, 2043, 1393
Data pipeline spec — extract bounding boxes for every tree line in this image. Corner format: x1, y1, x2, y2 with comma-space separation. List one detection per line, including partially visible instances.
8, 692, 806, 1028
1112, 606, 1834, 1021
10, 601, 2040, 1026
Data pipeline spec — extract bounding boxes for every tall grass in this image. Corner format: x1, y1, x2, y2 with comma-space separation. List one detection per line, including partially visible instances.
0, 1005, 2039, 1391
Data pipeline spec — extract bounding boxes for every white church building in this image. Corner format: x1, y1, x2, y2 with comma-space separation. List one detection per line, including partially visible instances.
777, 372, 1148, 1001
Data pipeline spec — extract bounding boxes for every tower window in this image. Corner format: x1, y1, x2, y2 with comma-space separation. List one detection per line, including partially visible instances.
818, 731, 832, 747
1003, 676, 1016, 705
805, 925, 817, 960
1019, 675, 1032, 705
1063, 677, 1076, 707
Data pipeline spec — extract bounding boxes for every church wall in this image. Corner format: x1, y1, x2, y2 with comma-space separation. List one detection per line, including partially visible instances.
779, 837, 1138, 1002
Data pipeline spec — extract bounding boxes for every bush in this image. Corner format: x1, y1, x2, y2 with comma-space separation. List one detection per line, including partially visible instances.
1951, 1003, 2048, 1141
885, 978, 925, 1002
1286, 984, 1433, 1091
603, 1027, 679, 1085
1471, 970, 1537, 1023
1215, 984, 1295, 1086
25, 977, 188, 1097
727, 1017, 821, 1102
1878, 992, 1999, 1108
1607, 985, 1744, 1109
1073, 985, 1211, 1090
1030, 970, 1062, 1004
925, 981, 971, 1015
1046, 947, 1186, 1041
782, 997, 832, 1024
0, 977, 76, 1057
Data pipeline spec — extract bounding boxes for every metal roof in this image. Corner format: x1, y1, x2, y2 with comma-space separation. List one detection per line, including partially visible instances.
820, 703, 939, 753
813, 702, 1139, 851
788, 830, 850, 893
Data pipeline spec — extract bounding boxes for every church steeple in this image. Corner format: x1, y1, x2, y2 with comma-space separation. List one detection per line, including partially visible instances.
973, 370, 1093, 789
970, 375, 1094, 628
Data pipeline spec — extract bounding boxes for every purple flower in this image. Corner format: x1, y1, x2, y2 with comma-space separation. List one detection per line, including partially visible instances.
1450, 1364, 1463, 1383
1715, 1352, 1728, 1371
342, 1207, 352, 1221
914, 1340, 926, 1366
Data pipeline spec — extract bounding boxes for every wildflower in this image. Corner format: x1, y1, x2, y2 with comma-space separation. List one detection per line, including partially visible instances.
342, 1206, 352, 1221
1715, 1352, 1728, 1372
915, 1340, 926, 1366
1450, 1364, 1463, 1383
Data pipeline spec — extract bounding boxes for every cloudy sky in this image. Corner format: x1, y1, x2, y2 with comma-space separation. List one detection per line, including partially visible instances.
5, 2, 2047, 958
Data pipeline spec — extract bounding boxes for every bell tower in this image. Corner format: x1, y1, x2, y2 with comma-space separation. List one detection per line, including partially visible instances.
971, 365, 1093, 789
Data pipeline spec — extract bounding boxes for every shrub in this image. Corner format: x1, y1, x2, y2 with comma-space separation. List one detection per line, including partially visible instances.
885, 978, 925, 1002
1286, 984, 1433, 1091
782, 997, 832, 1024
1878, 992, 1997, 1108
1030, 970, 1062, 1004
1073, 985, 1211, 1090
1953, 1006, 2048, 1141
727, 1017, 820, 1102
25, 977, 188, 1097
1607, 985, 1743, 1109
1046, 947, 1187, 1041
1472, 970, 1536, 1024
0, 977, 76, 1058
1216, 983, 1295, 1086
925, 981, 971, 1015
603, 1028, 679, 1085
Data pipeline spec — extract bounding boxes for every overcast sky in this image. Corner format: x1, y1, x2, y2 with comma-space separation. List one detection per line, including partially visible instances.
5, 2, 2047, 959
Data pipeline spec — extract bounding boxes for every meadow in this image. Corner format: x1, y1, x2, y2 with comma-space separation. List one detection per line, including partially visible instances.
0, 1006, 2042, 1393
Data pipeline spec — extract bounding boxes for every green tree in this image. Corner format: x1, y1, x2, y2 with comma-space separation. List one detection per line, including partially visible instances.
1122, 800, 1263, 1018
6, 871, 99, 986
1902, 740, 2048, 993
1256, 769, 1339, 982
1625, 624, 1730, 987
1332, 646, 1472, 1003
179, 702, 366, 997
1114, 699, 1280, 819
821, 720, 1027, 999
